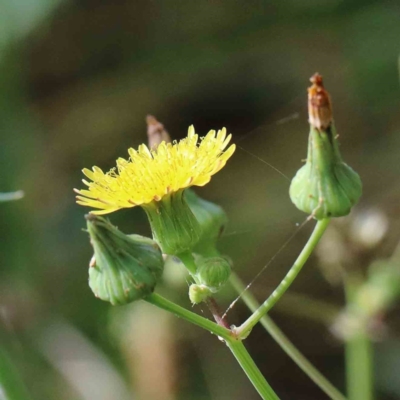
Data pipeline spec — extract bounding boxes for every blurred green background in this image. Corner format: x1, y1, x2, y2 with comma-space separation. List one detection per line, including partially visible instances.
1, 1, 400, 399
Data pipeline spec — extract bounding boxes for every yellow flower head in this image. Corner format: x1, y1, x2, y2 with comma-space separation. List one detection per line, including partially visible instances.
75, 126, 235, 215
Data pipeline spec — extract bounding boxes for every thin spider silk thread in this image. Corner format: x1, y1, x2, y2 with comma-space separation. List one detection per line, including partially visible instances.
220, 72, 353, 317
233, 111, 301, 182
221, 217, 310, 320
218, 111, 306, 319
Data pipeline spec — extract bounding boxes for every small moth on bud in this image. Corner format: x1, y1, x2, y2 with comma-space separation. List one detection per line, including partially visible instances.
308, 73, 333, 131
289, 73, 362, 219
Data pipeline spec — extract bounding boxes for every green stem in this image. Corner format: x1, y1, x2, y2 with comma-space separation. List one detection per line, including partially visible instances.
236, 218, 330, 339
145, 293, 231, 340
345, 279, 374, 400
230, 273, 346, 400
227, 341, 280, 400
345, 333, 373, 400
146, 293, 280, 399
178, 251, 197, 275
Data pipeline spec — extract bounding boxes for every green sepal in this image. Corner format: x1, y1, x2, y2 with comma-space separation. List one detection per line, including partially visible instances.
185, 189, 228, 257
194, 255, 231, 291
289, 124, 362, 219
189, 284, 213, 304
142, 189, 201, 255
86, 215, 164, 305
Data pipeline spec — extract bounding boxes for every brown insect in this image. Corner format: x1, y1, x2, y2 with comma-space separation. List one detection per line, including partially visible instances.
308, 73, 333, 131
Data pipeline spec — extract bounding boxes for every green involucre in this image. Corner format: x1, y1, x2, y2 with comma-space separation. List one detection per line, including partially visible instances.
185, 189, 228, 257
290, 125, 362, 219
195, 255, 231, 291
143, 189, 201, 255
188, 256, 231, 304
86, 215, 163, 305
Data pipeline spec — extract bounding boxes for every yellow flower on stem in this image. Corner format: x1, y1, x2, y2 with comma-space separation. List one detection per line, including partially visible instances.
75, 126, 235, 256
75, 126, 235, 214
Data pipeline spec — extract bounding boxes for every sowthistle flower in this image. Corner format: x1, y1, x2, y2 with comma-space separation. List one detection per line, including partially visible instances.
75, 126, 235, 255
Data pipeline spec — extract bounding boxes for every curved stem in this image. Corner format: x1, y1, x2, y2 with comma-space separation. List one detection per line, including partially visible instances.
236, 218, 330, 339
227, 340, 280, 400
230, 273, 346, 400
146, 293, 280, 399
145, 293, 231, 340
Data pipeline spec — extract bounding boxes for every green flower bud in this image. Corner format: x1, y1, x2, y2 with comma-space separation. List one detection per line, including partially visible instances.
86, 215, 164, 305
188, 284, 213, 304
142, 189, 201, 255
289, 74, 362, 219
185, 189, 228, 257
195, 256, 231, 291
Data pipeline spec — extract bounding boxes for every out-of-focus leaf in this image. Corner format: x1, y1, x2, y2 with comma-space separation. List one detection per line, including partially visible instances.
0, 0, 62, 44
36, 320, 133, 400
0, 348, 32, 400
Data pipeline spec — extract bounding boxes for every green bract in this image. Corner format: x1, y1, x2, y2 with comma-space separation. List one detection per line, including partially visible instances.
289, 125, 362, 219
185, 189, 228, 257
143, 189, 201, 255
86, 215, 164, 305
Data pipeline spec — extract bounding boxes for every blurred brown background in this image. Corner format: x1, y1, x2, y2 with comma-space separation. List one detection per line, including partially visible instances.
1, 1, 400, 399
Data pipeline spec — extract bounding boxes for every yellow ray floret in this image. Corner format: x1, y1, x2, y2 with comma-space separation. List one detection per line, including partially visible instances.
74, 126, 235, 215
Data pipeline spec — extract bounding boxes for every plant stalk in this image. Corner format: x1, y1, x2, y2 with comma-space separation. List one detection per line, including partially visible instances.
146, 293, 280, 399
227, 340, 280, 400
345, 278, 374, 400
345, 332, 373, 400
145, 293, 231, 340
178, 251, 197, 275
230, 273, 346, 400
236, 218, 330, 339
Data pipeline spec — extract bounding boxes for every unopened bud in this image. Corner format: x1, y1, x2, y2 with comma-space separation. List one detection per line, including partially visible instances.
195, 256, 231, 291
289, 74, 362, 219
189, 284, 212, 304
86, 215, 164, 305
